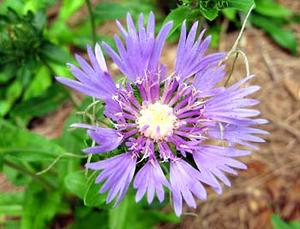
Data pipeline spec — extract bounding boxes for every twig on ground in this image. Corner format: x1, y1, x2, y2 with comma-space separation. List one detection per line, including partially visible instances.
264, 112, 300, 142
261, 50, 280, 81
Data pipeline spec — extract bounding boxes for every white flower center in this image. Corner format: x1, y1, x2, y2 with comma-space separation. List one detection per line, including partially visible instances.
137, 102, 177, 140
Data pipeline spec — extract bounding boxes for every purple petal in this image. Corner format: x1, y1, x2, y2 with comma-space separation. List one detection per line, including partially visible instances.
193, 145, 249, 188
134, 159, 169, 204
170, 159, 208, 216
86, 153, 136, 206
75, 127, 123, 154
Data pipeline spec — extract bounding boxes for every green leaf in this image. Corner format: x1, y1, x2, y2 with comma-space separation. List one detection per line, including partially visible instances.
163, 6, 191, 36
207, 25, 221, 48
11, 84, 68, 119
48, 61, 72, 76
0, 101, 12, 117
93, 2, 128, 21
23, 66, 51, 101
70, 207, 109, 229
65, 171, 86, 199
21, 182, 62, 229
0, 119, 66, 161
290, 222, 300, 229
108, 193, 179, 229
271, 214, 300, 229
23, 0, 56, 13
0, 0, 24, 14
133, 210, 180, 229
0, 77, 23, 117
0, 154, 3, 170
255, 0, 292, 18
0, 205, 23, 216
0, 192, 24, 205
227, 0, 255, 12
1, 220, 21, 229
59, 0, 85, 20
46, 20, 74, 45
109, 194, 140, 229
251, 14, 297, 55
83, 171, 106, 207
199, 7, 219, 21
39, 42, 72, 65
0, 64, 15, 83
292, 13, 300, 23
222, 8, 236, 21
0, 192, 24, 216
32, 10, 47, 30
57, 97, 93, 153
6, 79, 22, 103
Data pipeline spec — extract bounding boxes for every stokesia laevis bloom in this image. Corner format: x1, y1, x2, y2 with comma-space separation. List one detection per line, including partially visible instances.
56, 12, 268, 216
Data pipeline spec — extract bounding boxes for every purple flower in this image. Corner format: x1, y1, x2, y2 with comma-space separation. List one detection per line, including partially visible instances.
57, 12, 268, 216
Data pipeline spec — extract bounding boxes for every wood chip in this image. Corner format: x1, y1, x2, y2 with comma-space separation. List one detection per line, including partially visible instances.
284, 75, 300, 100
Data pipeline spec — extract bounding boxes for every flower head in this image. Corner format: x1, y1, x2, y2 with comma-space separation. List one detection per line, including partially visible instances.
57, 12, 268, 216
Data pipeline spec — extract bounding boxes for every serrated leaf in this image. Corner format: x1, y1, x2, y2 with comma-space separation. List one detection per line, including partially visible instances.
251, 14, 297, 55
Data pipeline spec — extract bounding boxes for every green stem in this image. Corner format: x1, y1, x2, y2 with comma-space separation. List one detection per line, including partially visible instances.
85, 0, 96, 45
3, 159, 55, 191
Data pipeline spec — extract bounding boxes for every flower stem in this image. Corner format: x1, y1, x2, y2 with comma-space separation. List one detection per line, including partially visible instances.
3, 159, 55, 191
85, 0, 96, 45
224, 52, 239, 87
230, 4, 255, 54
220, 4, 254, 85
